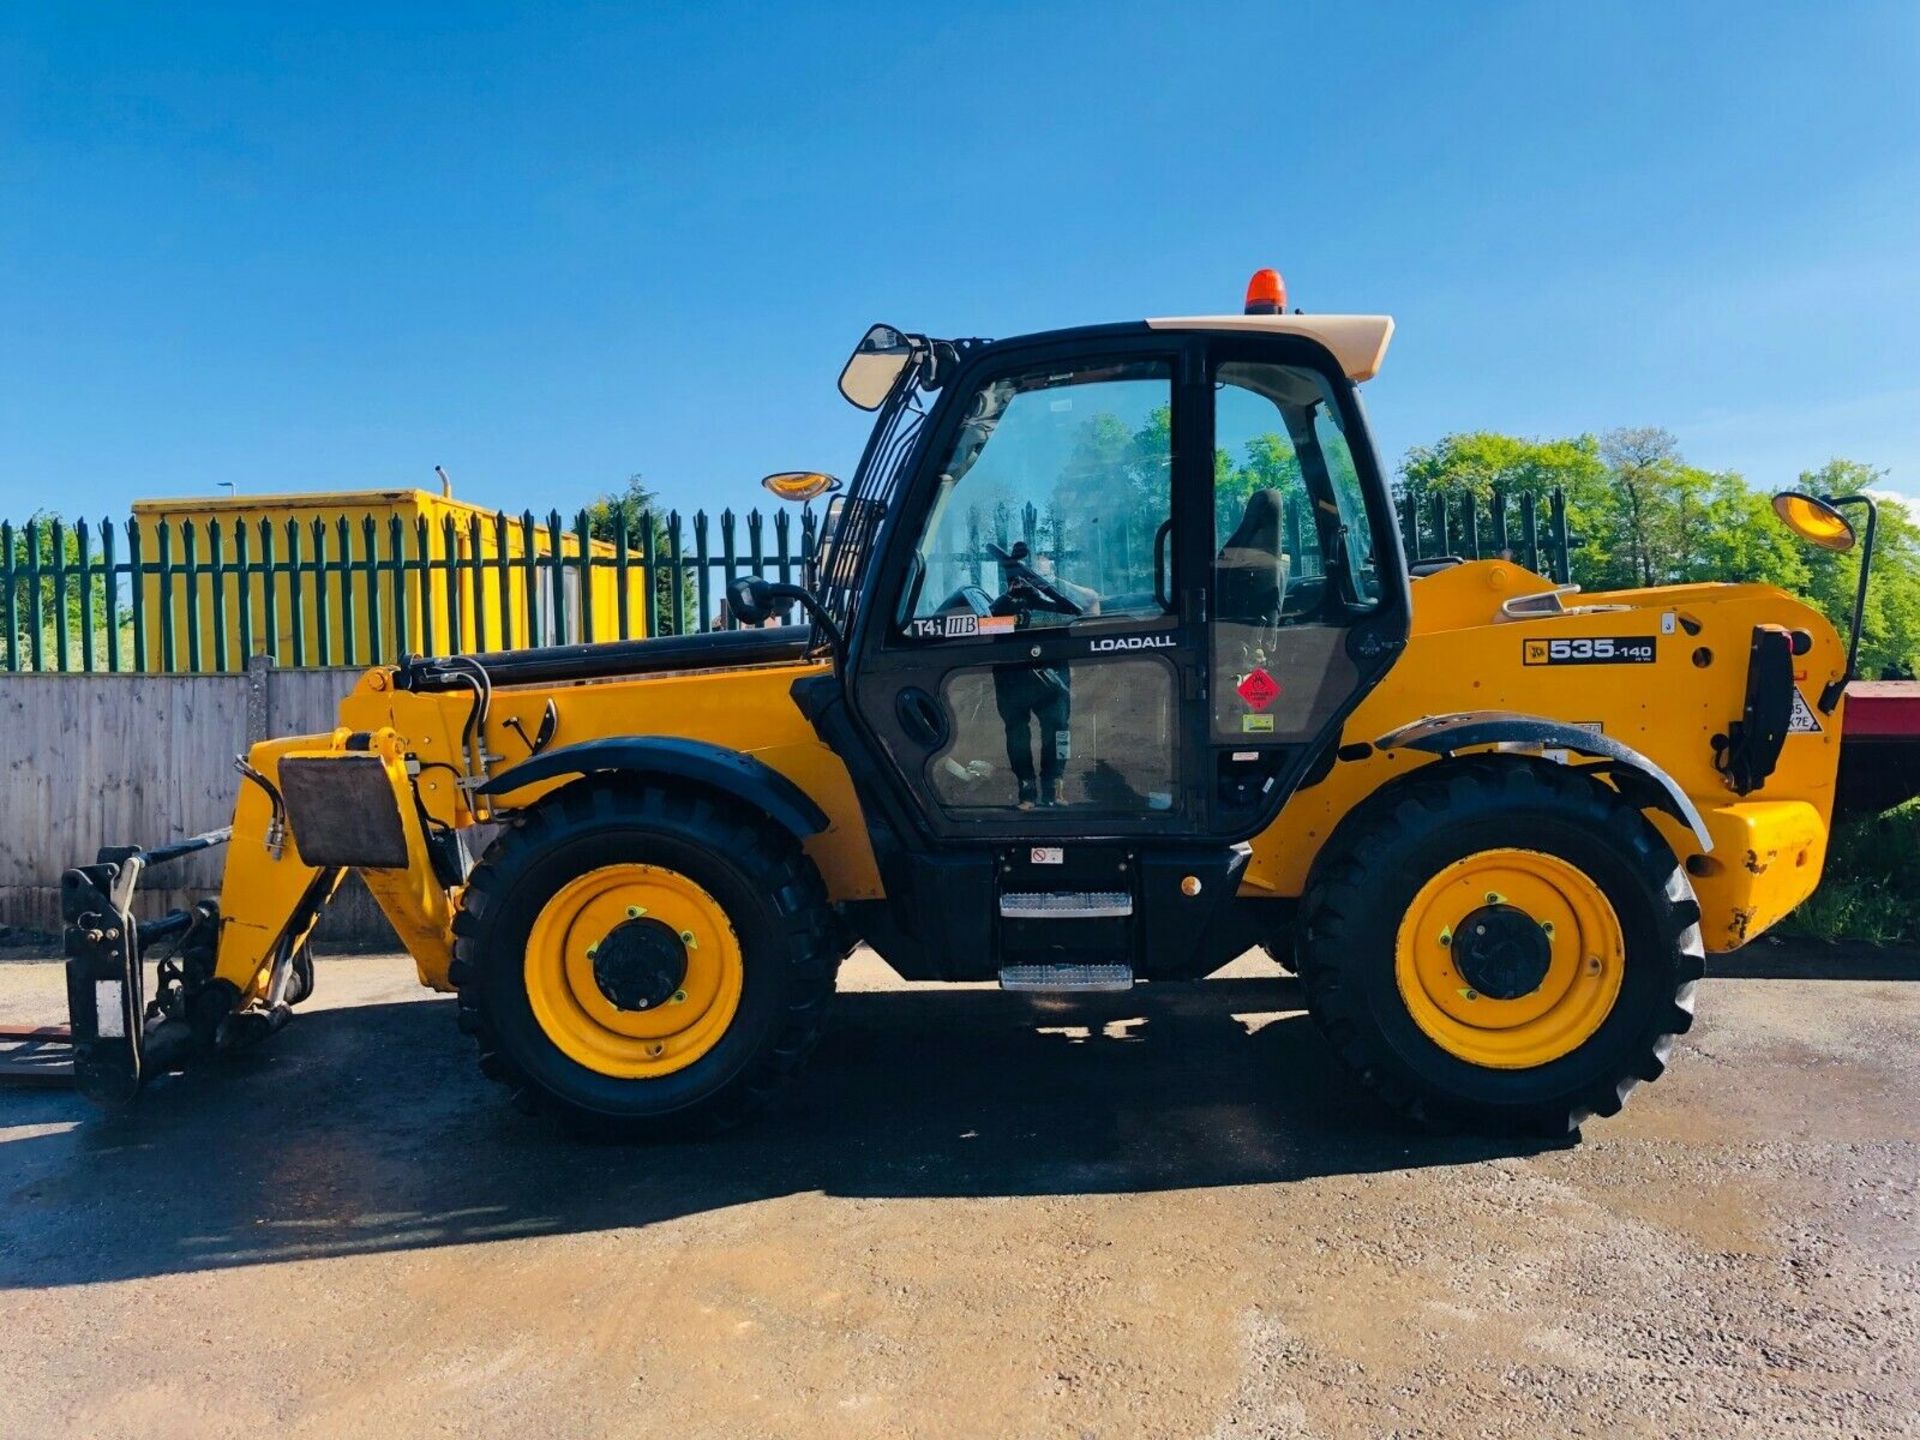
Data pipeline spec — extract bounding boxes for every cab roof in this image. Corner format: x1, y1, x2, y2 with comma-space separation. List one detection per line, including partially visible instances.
1143, 313, 1395, 382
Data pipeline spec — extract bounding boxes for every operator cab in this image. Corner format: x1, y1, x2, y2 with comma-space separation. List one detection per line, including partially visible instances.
754, 271, 1411, 986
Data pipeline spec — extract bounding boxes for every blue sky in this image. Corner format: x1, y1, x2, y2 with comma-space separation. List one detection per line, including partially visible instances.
3, 2, 1917, 526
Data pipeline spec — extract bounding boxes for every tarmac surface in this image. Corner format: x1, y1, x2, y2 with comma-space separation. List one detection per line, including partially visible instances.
1, 943, 1916, 1438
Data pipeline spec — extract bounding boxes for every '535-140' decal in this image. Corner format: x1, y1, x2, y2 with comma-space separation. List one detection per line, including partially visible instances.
1522, 636, 1657, 666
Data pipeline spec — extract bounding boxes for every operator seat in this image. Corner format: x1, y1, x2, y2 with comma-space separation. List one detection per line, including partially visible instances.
1216, 488, 1290, 630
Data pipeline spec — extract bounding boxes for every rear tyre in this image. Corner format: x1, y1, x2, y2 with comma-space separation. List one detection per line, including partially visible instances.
451, 780, 837, 1135
1296, 758, 1703, 1135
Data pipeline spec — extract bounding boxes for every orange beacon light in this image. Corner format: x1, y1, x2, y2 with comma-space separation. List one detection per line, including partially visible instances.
1244, 268, 1287, 315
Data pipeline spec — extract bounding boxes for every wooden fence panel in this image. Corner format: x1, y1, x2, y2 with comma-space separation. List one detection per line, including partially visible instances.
0, 668, 395, 945
0, 672, 248, 935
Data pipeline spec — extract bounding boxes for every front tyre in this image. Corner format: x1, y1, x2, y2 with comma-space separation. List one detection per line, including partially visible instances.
451, 781, 837, 1134
1297, 758, 1704, 1134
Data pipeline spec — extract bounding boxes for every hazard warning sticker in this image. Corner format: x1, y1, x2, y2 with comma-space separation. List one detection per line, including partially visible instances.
1236, 668, 1281, 711
1788, 689, 1822, 734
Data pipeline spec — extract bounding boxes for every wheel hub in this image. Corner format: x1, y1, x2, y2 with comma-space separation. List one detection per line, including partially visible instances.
1451, 903, 1553, 1000
590, 918, 689, 1012
1394, 848, 1626, 1070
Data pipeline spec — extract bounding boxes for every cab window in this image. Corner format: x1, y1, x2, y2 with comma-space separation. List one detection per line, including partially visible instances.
899, 360, 1173, 633
1312, 398, 1381, 605
1210, 360, 1370, 743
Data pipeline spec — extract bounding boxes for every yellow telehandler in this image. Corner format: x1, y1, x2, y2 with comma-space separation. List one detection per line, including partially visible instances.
62, 271, 1871, 1134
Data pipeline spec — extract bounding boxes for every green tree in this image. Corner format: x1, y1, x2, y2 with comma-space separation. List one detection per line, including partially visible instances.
1398, 431, 1608, 569
1391, 432, 1916, 682
1684, 473, 1810, 590
1401, 431, 1607, 508
583, 474, 697, 633
1593, 427, 1685, 587
4, 511, 117, 669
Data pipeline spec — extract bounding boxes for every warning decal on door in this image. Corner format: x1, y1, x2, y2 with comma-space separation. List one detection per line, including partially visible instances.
1236, 668, 1281, 711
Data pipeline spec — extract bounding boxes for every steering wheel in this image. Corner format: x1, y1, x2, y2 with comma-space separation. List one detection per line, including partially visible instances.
986, 541, 1085, 618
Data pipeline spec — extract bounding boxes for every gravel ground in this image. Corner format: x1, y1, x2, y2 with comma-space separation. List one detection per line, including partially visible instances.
0, 944, 1915, 1439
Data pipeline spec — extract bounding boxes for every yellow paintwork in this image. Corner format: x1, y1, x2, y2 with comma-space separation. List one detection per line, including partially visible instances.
205, 559, 1845, 1010
1245, 562, 1846, 953
211, 733, 343, 1002
336, 729, 462, 992
1673, 799, 1830, 952
214, 726, 456, 1001
337, 659, 885, 899
524, 864, 744, 1077
1394, 848, 1625, 1069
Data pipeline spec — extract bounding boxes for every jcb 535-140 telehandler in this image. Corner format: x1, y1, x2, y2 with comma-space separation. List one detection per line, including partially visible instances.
62, 271, 1873, 1135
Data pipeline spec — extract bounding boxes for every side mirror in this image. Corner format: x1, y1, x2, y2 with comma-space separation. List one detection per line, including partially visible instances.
1771, 491, 1857, 553
727, 575, 780, 626
725, 576, 847, 680
839, 323, 915, 410
761, 471, 842, 503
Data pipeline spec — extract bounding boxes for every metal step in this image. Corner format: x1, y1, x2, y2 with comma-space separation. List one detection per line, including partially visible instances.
998, 890, 1134, 919
998, 962, 1135, 993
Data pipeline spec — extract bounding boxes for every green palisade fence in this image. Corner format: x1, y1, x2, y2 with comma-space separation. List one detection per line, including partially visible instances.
1395, 486, 1573, 583
1, 491, 1568, 675
2, 506, 821, 675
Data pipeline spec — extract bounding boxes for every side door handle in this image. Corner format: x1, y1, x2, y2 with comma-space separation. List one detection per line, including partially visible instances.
895, 687, 949, 749
1153, 519, 1174, 613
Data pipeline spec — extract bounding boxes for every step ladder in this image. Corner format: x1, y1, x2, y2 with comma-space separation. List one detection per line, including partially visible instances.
996, 889, 1135, 992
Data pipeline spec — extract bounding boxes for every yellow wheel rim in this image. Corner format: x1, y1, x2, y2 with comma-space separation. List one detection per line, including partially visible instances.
1394, 847, 1624, 1069
524, 864, 743, 1079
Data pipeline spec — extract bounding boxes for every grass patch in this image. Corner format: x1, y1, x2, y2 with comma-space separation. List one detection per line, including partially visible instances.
1780, 800, 1920, 942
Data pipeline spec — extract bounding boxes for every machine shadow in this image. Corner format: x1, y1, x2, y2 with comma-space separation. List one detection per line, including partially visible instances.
0, 977, 1553, 1289
1707, 937, 1920, 981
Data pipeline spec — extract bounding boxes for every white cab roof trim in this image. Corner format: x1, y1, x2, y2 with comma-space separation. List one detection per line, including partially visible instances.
1143, 314, 1394, 382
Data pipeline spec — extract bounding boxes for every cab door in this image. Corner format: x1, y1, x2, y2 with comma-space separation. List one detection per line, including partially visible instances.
847, 329, 1407, 846
1201, 342, 1410, 833
849, 337, 1210, 841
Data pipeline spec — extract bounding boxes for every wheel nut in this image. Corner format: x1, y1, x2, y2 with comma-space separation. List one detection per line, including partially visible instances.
1585, 956, 1602, 975
671, 989, 687, 1005
586, 945, 598, 959
680, 930, 698, 949
627, 906, 644, 918
647, 1042, 664, 1057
